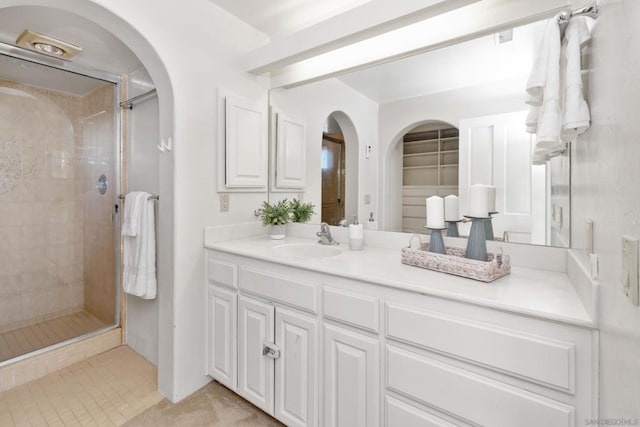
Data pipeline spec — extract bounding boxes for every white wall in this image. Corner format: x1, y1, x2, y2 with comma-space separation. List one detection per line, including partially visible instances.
571, 0, 640, 419
379, 79, 526, 230
125, 90, 160, 366
105, 1, 269, 402
270, 78, 379, 225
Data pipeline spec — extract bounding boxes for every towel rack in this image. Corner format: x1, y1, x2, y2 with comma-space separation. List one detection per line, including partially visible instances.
118, 194, 160, 200
558, 1, 599, 24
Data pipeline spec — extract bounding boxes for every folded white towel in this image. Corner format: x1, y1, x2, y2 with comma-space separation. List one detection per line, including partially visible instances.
526, 19, 552, 101
122, 191, 146, 236
122, 192, 157, 299
533, 17, 562, 149
561, 17, 593, 141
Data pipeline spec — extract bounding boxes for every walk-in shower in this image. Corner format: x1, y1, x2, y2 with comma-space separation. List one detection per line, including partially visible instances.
0, 52, 120, 364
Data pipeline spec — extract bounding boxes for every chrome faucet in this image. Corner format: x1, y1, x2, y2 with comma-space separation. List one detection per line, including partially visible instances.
317, 222, 339, 245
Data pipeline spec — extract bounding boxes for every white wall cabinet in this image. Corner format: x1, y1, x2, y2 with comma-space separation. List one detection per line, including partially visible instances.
274, 112, 306, 190
223, 93, 268, 189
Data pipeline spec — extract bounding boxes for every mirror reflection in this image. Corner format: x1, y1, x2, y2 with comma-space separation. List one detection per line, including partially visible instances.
269, 17, 570, 248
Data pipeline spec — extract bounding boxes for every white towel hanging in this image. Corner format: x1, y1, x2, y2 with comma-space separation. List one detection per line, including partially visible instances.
561, 17, 594, 141
122, 192, 157, 299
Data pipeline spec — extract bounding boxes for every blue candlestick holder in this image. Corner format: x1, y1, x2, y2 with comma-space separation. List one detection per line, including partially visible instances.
484, 212, 499, 241
446, 220, 461, 238
424, 226, 446, 254
464, 216, 488, 261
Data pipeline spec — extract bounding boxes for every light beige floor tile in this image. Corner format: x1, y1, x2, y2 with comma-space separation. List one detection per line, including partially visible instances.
0, 346, 162, 427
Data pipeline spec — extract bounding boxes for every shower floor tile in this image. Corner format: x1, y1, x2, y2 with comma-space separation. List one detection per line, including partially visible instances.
0, 310, 108, 363
0, 346, 162, 426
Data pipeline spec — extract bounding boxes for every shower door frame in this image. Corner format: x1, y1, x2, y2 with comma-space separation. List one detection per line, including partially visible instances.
0, 42, 125, 366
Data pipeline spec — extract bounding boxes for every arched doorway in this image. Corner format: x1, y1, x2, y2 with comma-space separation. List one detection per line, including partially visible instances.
0, 0, 174, 397
321, 111, 359, 225
389, 120, 459, 233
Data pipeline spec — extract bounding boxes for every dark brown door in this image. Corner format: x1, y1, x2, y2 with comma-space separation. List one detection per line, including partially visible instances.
321, 134, 345, 225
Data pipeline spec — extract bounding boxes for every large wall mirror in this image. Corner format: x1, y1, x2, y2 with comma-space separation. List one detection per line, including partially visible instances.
269, 16, 571, 248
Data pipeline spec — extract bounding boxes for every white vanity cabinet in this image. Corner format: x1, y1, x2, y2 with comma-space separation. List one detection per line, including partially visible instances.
323, 324, 379, 427
206, 259, 238, 391
205, 249, 596, 427
382, 294, 595, 427
207, 285, 237, 390
237, 295, 274, 412
209, 257, 319, 427
274, 307, 317, 427
238, 294, 318, 427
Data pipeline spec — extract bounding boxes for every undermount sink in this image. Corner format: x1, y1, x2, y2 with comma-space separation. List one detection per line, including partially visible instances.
273, 243, 342, 259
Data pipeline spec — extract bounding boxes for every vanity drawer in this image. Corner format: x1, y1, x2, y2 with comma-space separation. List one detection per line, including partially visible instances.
385, 395, 458, 427
385, 302, 575, 392
386, 345, 575, 427
207, 258, 237, 289
239, 267, 318, 313
323, 287, 379, 332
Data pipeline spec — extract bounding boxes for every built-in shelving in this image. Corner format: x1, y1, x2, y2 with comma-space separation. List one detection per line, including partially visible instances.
402, 124, 459, 234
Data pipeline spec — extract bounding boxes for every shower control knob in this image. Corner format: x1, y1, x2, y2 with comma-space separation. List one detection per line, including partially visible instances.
96, 174, 108, 195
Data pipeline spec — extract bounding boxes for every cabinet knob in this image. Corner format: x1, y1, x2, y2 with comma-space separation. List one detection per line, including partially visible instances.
262, 342, 281, 359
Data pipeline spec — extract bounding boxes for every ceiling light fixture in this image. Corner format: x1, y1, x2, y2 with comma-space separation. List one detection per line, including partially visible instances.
15, 29, 82, 60
33, 42, 65, 56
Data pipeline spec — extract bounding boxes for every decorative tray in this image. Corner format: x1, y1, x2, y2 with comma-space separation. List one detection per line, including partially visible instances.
400, 235, 510, 283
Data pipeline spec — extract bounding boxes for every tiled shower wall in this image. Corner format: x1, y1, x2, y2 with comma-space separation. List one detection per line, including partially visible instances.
0, 80, 116, 333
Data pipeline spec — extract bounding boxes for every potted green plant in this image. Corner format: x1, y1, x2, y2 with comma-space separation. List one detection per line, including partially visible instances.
290, 198, 315, 223
260, 199, 292, 239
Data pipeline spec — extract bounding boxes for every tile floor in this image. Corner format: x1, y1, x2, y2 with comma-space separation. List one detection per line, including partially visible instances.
0, 345, 283, 426
0, 346, 162, 426
0, 311, 108, 363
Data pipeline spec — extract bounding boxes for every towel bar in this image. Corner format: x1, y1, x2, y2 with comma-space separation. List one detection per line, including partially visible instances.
118, 194, 159, 200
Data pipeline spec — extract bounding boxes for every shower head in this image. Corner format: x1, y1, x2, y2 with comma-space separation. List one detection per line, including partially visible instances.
15, 29, 82, 60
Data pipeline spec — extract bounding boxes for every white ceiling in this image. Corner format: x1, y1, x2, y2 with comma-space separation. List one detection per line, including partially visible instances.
337, 19, 547, 104
207, 0, 546, 104
209, 0, 373, 39
0, 6, 143, 95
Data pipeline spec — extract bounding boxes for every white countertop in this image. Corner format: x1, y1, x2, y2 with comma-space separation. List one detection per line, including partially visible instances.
205, 235, 595, 328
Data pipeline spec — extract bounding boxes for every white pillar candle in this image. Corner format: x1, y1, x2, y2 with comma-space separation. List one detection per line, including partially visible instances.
487, 185, 496, 213
426, 196, 445, 229
444, 195, 460, 222
468, 184, 490, 218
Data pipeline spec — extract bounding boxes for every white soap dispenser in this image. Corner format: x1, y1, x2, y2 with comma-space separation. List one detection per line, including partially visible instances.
349, 216, 364, 251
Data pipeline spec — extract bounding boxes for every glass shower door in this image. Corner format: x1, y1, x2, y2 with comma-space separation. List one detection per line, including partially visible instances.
0, 54, 118, 363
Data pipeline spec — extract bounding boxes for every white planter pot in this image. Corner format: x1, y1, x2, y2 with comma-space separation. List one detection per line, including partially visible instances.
269, 224, 287, 240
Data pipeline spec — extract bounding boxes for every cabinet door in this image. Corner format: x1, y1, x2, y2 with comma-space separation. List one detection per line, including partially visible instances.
238, 295, 275, 414
225, 95, 267, 188
275, 307, 318, 427
275, 112, 306, 189
324, 324, 379, 427
207, 285, 237, 390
